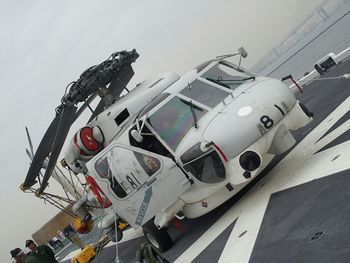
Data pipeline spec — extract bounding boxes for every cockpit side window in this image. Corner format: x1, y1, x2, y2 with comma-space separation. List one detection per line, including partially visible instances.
133, 152, 161, 177
180, 80, 229, 108
181, 143, 225, 184
129, 123, 172, 157
184, 150, 225, 183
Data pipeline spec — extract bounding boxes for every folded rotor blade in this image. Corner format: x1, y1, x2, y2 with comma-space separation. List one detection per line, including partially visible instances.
26, 148, 33, 161
38, 105, 77, 194
87, 65, 135, 123
87, 77, 124, 123
23, 50, 138, 191
22, 115, 61, 189
87, 99, 106, 123
73, 93, 98, 123
25, 126, 35, 158
108, 64, 134, 98
117, 64, 135, 85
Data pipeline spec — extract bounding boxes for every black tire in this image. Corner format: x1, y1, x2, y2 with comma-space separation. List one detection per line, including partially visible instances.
116, 227, 123, 242
299, 102, 313, 118
106, 226, 123, 242
142, 220, 173, 252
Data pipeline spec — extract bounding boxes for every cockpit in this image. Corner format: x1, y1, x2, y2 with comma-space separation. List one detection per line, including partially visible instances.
124, 61, 257, 187
130, 61, 256, 156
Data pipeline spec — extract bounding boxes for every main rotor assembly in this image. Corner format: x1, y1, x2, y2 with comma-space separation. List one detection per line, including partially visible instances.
21, 49, 139, 212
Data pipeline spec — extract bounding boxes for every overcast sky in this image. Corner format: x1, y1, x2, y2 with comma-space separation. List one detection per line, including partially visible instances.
0, 0, 325, 261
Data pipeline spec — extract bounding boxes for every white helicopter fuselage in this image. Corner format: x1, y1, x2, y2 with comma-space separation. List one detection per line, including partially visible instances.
76, 60, 312, 231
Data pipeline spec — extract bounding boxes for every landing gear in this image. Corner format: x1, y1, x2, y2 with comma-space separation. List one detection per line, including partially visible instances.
136, 242, 171, 263
299, 102, 314, 118
106, 226, 123, 242
142, 220, 173, 252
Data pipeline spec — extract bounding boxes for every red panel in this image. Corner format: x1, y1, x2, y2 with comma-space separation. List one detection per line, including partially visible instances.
80, 127, 100, 152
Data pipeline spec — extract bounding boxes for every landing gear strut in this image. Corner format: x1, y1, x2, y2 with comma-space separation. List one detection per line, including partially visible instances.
142, 220, 173, 252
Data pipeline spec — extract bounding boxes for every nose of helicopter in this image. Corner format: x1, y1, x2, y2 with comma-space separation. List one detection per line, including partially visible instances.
202, 78, 296, 159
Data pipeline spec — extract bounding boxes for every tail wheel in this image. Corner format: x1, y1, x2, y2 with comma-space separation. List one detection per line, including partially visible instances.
116, 227, 123, 242
106, 226, 123, 242
299, 102, 313, 118
142, 220, 173, 252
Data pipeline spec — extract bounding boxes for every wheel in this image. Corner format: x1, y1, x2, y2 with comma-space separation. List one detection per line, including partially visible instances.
106, 226, 123, 242
116, 227, 123, 242
142, 220, 173, 252
299, 102, 313, 117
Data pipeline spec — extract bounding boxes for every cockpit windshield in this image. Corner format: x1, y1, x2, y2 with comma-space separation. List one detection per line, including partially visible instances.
180, 80, 229, 108
201, 61, 255, 90
147, 96, 207, 151
137, 92, 170, 118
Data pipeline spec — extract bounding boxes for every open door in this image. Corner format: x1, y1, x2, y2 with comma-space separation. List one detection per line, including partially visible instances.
89, 143, 191, 229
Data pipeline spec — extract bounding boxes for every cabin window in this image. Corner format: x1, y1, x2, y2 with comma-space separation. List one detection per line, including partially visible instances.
94, 157, 127, 198
114, 108, 130, 126
147, 96, 207, 151
180, 80, 229, 108
133, 152, 161, 177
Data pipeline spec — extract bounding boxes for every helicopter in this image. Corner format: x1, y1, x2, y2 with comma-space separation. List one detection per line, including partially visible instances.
21, 47, 313, 252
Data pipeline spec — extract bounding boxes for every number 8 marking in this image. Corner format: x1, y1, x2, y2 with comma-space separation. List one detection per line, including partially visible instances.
260, 115, 274, 129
